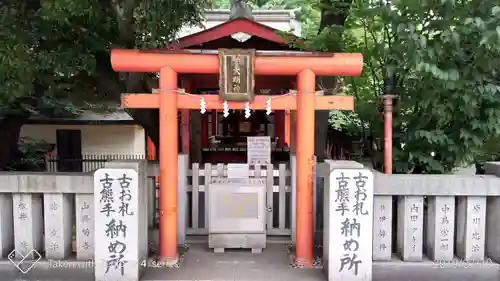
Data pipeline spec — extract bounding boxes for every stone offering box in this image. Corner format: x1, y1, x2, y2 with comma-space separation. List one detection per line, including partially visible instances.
208, 178, 267, 253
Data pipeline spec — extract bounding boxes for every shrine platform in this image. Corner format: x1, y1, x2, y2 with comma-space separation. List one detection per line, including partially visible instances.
0, 243, 498, 281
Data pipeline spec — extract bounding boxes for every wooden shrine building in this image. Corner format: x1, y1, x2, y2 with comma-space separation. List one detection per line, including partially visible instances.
111, 9, 363, 266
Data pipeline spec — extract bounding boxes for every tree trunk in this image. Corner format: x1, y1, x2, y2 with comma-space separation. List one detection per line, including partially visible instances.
315, 0, 353, 162
0, 115, 28, 170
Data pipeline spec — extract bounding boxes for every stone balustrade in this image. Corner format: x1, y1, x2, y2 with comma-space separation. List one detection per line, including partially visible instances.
0, 158, 498, 272
372, 163, 500, 263
0, 172, 94, 260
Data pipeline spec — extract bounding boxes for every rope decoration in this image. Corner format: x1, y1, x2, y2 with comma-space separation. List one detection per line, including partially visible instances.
150, 88, 331, 116
244, 102, 251, 119
200, 97, 206, 114
266, 97, 272, 115
223, 101, 229, 117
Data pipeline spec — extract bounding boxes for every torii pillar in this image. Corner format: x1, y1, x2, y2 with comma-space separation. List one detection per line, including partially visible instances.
111, 49, 363, 265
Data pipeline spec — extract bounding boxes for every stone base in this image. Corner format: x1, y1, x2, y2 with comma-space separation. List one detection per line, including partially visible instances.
209, 233, 266, 253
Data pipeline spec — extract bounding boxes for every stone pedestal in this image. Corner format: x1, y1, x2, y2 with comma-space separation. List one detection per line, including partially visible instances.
324, 168, 374, 281
94, 162, 148, 281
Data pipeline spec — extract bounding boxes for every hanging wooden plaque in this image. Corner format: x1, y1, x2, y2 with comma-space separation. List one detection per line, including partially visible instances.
218, 49, 255, 101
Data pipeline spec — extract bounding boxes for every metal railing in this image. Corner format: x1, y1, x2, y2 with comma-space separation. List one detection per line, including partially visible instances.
45, 154, 146, 172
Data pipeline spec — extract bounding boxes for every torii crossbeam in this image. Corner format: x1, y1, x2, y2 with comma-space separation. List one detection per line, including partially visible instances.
111, 49, 363, 266
121, 91, 354, 110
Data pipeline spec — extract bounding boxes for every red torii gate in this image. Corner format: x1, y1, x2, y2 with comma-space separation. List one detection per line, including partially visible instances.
111, 49, 363, 266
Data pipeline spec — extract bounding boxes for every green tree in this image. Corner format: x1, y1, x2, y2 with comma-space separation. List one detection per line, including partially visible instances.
322, 0, 500, 173
0, 0, 212, 170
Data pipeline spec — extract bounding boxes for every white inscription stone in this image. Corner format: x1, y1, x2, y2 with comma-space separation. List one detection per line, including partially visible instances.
43, 194, 73, 259
94, 169, 141, 281
372, 196, 392, 261
324, 169, 374, 281
227, 163, 250, 179
456, 196, 486, 260
76, 194, 94, 260
426, 196, 455, 261
247, 136, 271, 165
397, 196, 423, 261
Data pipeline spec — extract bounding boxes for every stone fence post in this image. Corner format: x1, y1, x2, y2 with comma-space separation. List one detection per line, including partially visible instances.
484, 162, 500, 264
323, 161, 373, 281
94, 161, 148, 281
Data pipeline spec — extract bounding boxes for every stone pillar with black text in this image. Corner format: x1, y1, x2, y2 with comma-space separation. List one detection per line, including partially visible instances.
324, 168, 374, 281
94, 161, 148, 281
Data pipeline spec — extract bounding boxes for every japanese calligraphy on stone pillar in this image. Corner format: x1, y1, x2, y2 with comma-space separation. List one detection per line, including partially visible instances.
77, 195, 94, 257
329, 169, 374, 281
94, 169, 138, 280
439, 203, 453, 253
470, 202, 484, 254
410, 203, 420, 252
372, 196, 392, 260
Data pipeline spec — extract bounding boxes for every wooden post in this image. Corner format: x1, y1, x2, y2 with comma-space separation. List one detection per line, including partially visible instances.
295, 69, 316, 266
181, 111, 190, 153
159, 67, 179, 261
274, 111, 285, 147
201, 114, 208, 148
211, 110, 217, 136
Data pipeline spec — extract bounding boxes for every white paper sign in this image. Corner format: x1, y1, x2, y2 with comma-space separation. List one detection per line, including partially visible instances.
227, 163, 250, 179
247, 136, 271, 165
327, 169, 374, 281
94, 168, 139, 281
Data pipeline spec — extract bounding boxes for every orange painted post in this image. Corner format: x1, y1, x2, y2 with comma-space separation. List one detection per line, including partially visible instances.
284, 110, 291, 147
295, 69, 316, 266
147, 137, 156, 160
147, 137, 160, 186
158, 67, 179, 261
382, 95, 396, 174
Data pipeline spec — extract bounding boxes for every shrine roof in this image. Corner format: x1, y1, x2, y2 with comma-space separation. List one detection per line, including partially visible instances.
168, 17, 301, 50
